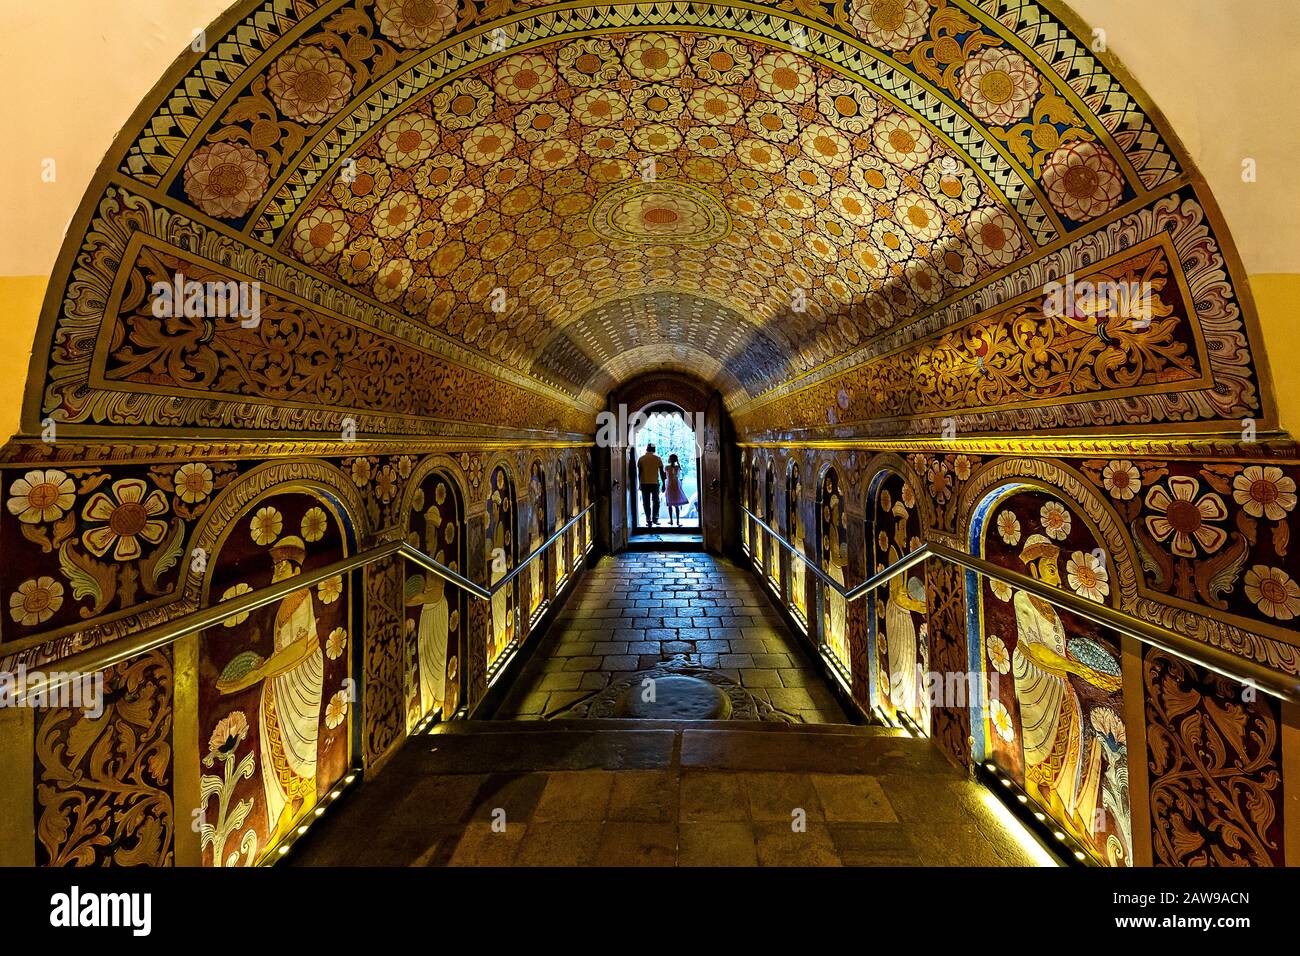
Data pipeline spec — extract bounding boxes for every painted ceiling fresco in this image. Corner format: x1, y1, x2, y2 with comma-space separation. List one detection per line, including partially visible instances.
27, 0, 1268, 439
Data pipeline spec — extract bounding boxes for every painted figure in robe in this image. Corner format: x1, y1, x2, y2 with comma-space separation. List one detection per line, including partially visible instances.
883, 502, 926, 723
1013, 534, 1123, 840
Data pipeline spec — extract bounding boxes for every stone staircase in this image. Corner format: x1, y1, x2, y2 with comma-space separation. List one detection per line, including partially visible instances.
284, 717, 1044, 867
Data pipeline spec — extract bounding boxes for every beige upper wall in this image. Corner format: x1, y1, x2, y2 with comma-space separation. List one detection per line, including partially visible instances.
0, 0, 234, 276
1069, 0, 1300, 275
1, 0, 1296, 430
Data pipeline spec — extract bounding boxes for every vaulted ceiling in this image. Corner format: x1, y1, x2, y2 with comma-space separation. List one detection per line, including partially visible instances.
26, 0, 1270, 440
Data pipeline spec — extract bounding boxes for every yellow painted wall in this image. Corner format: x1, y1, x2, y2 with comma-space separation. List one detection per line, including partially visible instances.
0, 277, 46, 442
1249, 276, 1300, 432
1, 1, 1296, 437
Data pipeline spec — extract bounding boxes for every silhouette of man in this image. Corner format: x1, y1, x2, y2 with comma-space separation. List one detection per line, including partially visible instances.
637, 444, 667, 527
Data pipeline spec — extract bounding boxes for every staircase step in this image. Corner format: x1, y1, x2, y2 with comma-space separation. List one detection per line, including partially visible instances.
625, 532, 704, 551
435, 718, 901, 736
390, 718, 932, 777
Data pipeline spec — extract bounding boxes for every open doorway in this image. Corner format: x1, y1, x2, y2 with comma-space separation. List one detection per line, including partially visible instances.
629, 404, 703, 534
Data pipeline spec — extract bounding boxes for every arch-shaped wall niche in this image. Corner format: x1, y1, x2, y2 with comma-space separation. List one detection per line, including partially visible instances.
196, 480, 358, 868
569, 457, 583, 565
401, 464, 469, 727
762, 459, 777, 588
555, 457, 571, 589
967, 477, 1133, 867
484, 460, 519, 673
817, 464, 851, 680
786, 457, 809, 629
526, 459, 549, 623
864, 465, 929, 731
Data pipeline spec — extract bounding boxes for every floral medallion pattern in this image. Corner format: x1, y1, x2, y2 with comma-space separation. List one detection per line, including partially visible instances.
38, 0, 1249, 430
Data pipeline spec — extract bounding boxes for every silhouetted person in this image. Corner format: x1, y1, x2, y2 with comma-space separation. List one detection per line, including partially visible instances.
665, 453, 689, 527
637, 444, 666, 527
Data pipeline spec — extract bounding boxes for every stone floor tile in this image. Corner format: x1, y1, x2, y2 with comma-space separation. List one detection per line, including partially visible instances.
678, 822, 758, 867
753, 822, 842, 866
513, 823, 604, 866
539, 671, 583, 691
533, 770, 615, 822
766, 687, 817, 712
447, 822, 527, 866
608, 770, 678, 822
739, 668, 783, 688
466, 773, 551, 824
593, 822, 678, 866
826, 823, 920, 866
679, 771, 750, 822
743, 772, 825, 823
810, 774, 899, 823
602, 654, 640, 670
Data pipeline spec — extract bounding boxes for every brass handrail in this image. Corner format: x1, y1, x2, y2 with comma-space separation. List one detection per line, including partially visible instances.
927, 541, 1300, 705
490, 503, 594, 593
18, 541, 402, 703
17, 503, 596, 703
743, 505, 929, 601
741, 506, 1300, 704
403, 541, 491, 600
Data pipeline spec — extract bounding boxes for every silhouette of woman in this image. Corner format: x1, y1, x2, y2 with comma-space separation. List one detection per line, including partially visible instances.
665, 454, 689, 527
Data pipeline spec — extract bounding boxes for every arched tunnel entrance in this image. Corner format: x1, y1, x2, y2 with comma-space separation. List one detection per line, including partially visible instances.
0, 0, 1297, 890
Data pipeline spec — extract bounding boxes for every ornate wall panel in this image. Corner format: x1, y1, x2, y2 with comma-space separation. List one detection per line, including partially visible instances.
744, 442, 1300, 677
818, 466, 851, 675
485, 463, 518, 670
365, 554, 406, 765
751, 454, 766, 572
197, 489, 353, 866
974, 486, 1133, 866
786, 459, 809, 626
735, 190, 1266, 436
36, 191, 592, 438
868, 468, 928, 729
1144, 647, 1285, 867
403, 468, 467, 725
747, 438, 1297, 867
526, 459, 547, 620
1, 445, 487, 656
923, 557, 971, 769
34, 648, 175, 867
763, 461, 777, 588
570, 458, 584, 564
555, 458, 570, 586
